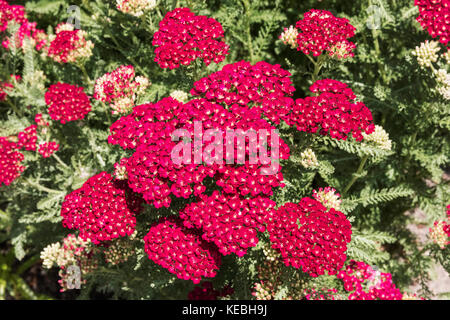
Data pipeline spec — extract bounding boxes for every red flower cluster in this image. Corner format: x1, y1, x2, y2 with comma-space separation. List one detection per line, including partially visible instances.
17, 125, 37, 151
152, 8, 229, 69
61, 172, 142, 244
45, 83, 92, 124
337, 260, 403, 300
47, 23, 93, 63
35, 113, 49, 127
188, 281, 234, 300
295, 9, 356, 57
266, 197, 352, 277
38, 141, 59, 158
284, 79, 375, 141
415, 0, 450, 46
143, 217, 222, 284
0, 137, 25, 187
0, 1, 46, 50
109, 97, 289, 208
0, 0, 26, 33
191, 61, 296, 124
180, 191, 276, 257
2, 20, 46, 50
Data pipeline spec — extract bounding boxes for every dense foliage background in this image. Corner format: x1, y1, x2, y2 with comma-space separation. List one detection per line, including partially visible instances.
0, 0, 449, 300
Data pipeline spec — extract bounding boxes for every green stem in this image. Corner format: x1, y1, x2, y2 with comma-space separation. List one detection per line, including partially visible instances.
78, 64, 92, 86
342, 155, 369, 195
52, 153, 70, 169
23, 178, 62, 194
6, 99, 23, 117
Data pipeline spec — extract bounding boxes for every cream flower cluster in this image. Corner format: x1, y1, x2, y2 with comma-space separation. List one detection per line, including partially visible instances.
40, 234, 90, 269
116, 0, 157, 17
430, 220, 449, 249
279, 25, 298, 49
412, 40, 440, 68
362, 125, 392, 151
170, 90, 189, 103
262, 244, 280, 262
412, 41, 450, 100
435, 69, 450, 100
300, 148, 319, 169
312, 187, 342, 211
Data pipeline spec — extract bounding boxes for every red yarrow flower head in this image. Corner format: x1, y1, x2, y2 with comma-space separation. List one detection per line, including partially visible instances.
38, 141, 59, 158
61, 172, 143, 245
0, 1, 27, 33
295, 9, 356, 57
191, 60, 296, 125
143, 217, 222, 284
2, 20, 47, 51
45, 82, 92, 124
180, 191, 276, 257
0, 137, 25, 187
17, 125, 38, 151
283, 79, 375, 141
266, 197, 352, 277
337, 260, 403, 300
47, 23, 94, 64
152, 7, 229, 69
93, 65, 150, 114
109, 97, 289, 208
415, 0, 450, 46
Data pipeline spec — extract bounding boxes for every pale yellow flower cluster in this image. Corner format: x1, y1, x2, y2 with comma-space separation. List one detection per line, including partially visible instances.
300, 148, 319, 169
116, 0, 157, 17
362, 125, 392, 151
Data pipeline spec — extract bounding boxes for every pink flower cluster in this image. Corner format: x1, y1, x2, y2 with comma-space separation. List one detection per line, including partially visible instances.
180, 191, 276, 257
0, 0, 27, 33
38, 141, 59, 158
266, 197, 352, 277
45, 83, 92, 124
16, 113, 57, 158
47, 23, 93, 63
17, 125, 37, 151
143, 217, 222, 284
109, 97, 289, 208
152, 8, 229, 69
0, 0, 46, 50
191, 61, 296, 124
0, 137, 25, 187
337, 260, 403, 300
188, 281, 234, 300
284, 79, 375, 141
61, 172, 142, 244
415, 0, 450, 46
2, 20, 46, 51
295, 9, 356, 57
93, 65, 149, 114
93, 65, 138, 103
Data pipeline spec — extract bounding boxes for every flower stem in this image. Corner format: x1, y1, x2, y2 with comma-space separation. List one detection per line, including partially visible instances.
52, 153, 70, 169
6, 99, 23, 117
78, 64, 93, 86
342, 155, 369, 195
23, 178, 62, 194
